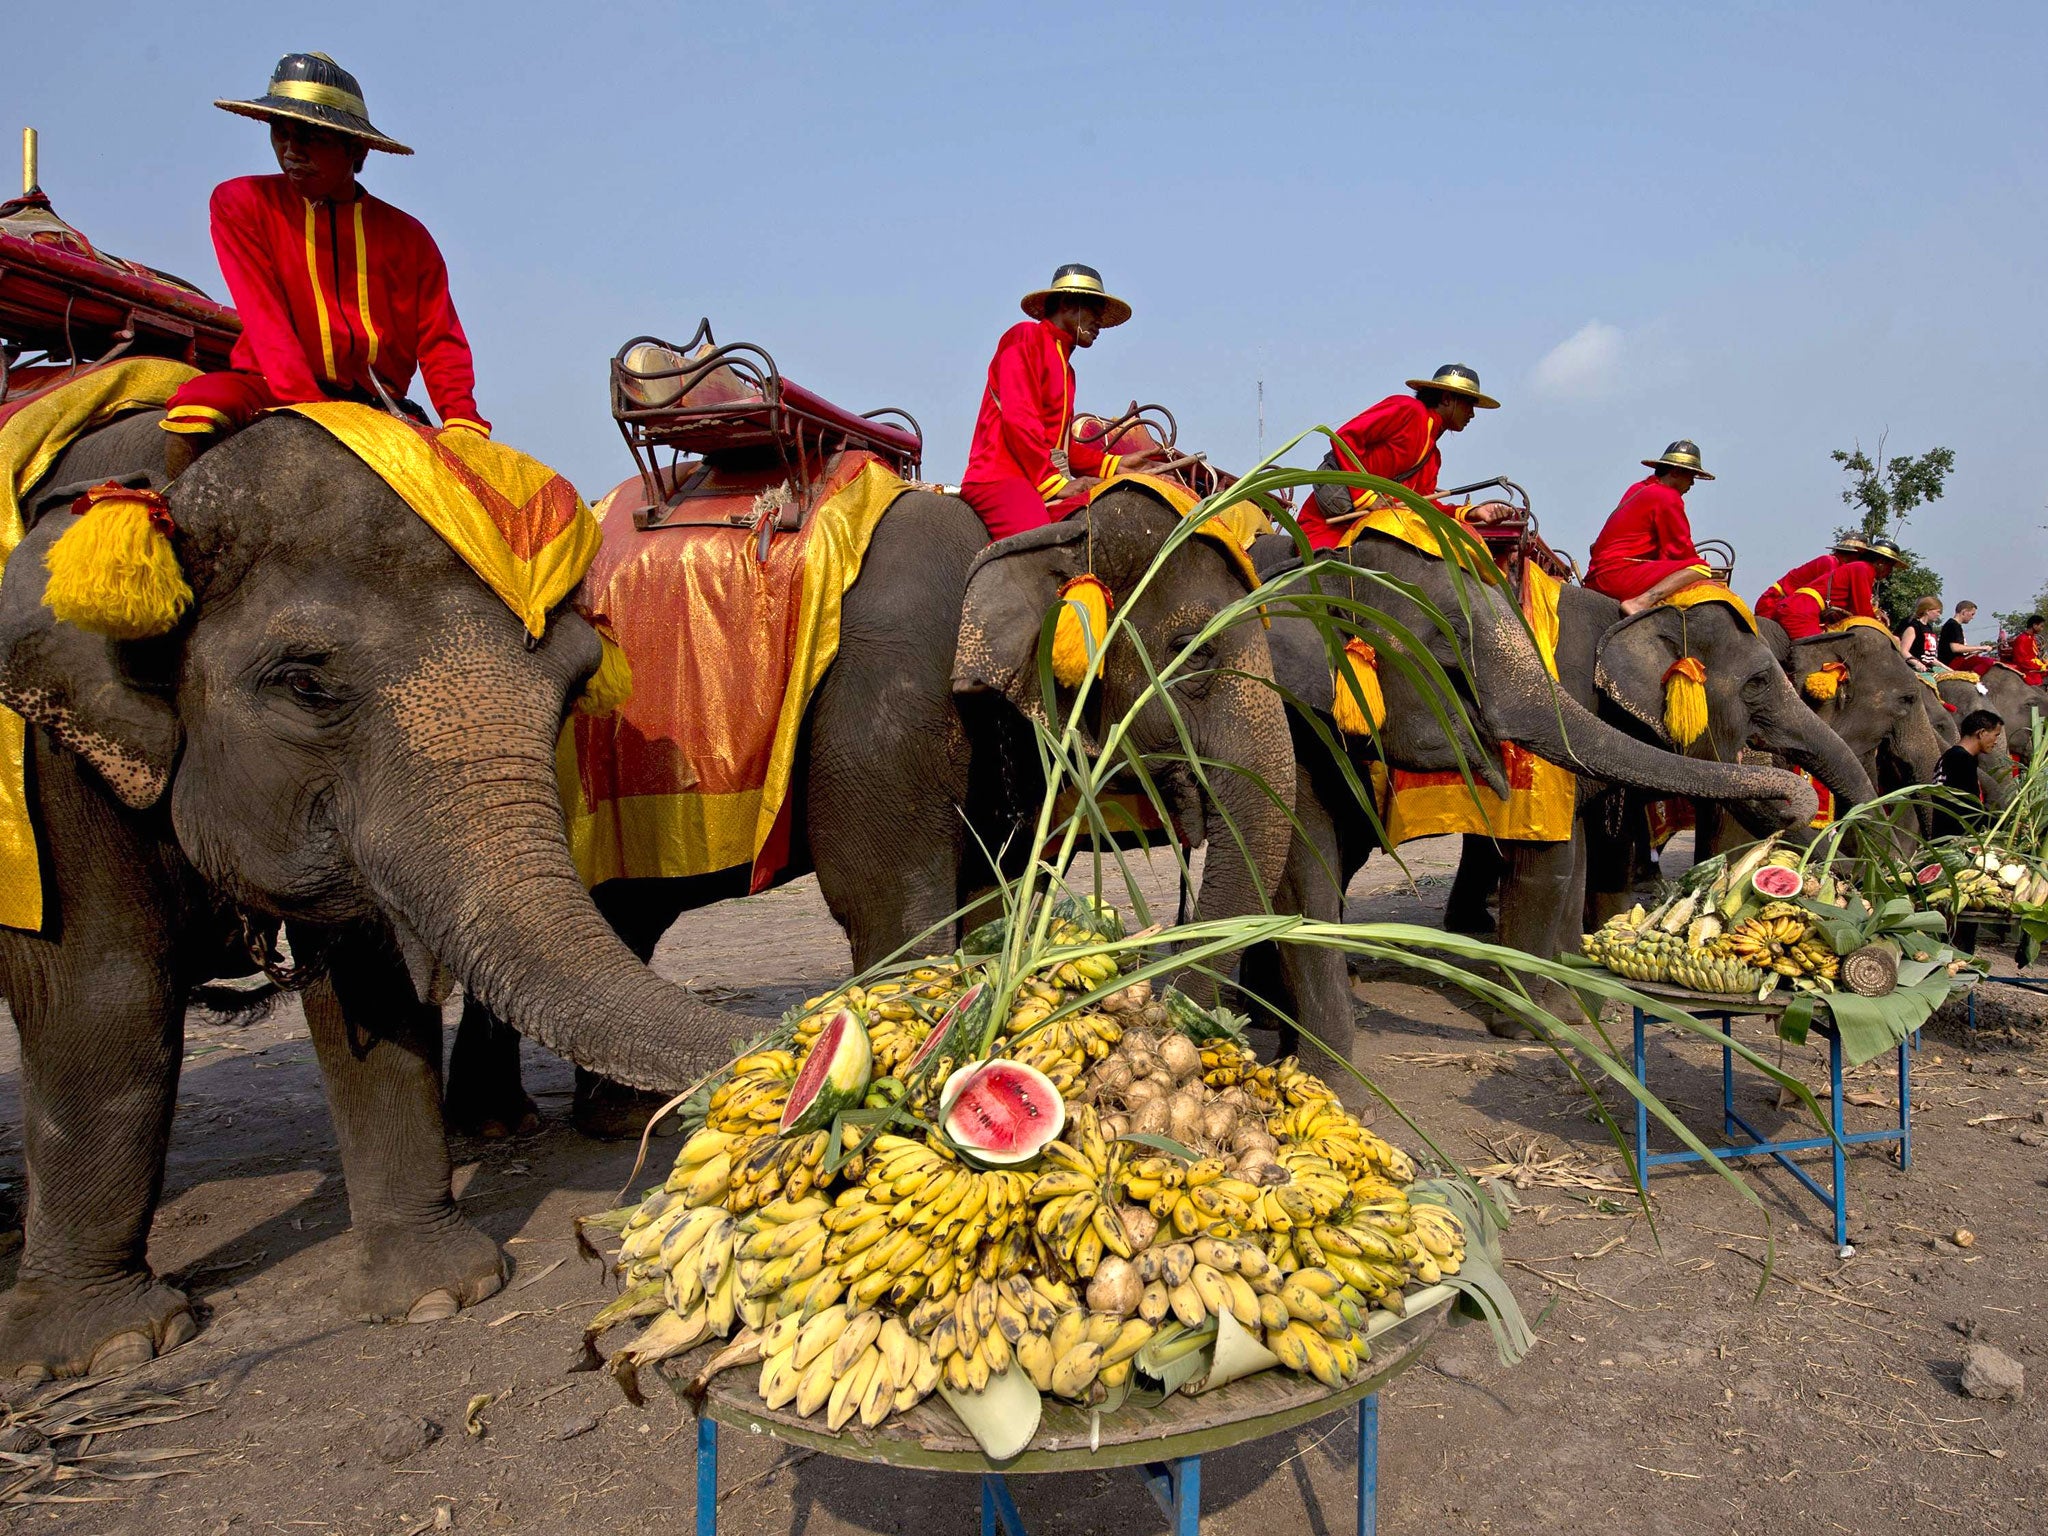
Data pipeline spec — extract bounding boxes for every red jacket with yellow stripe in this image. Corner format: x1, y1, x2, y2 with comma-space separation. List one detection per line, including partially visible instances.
963, 320, 1116, 501
211, 175, 486, 432
1755, 553, 1876, 621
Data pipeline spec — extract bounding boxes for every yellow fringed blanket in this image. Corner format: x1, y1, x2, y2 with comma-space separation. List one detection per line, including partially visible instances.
0, 358, 199, 931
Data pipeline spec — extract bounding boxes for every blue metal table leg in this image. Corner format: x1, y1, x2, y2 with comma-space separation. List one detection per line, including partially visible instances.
1633, 1008, 1649, 1168
1142, 1458, 1201, 1535
1829, 1028, 1849, 1253
696, 1418, 718, 1536
981, 1474, 1027, 1536
1720, 1012, 1735, 1138
1358, 1392, 1379, 1536
1897, 1036, 1913, 1169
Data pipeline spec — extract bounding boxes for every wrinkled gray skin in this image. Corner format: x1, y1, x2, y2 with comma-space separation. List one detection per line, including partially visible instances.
0, 412, 766, 1379
1247, 534, 1858, 1050
445, 486, 1295, 1138
1763, 620, 1951, 833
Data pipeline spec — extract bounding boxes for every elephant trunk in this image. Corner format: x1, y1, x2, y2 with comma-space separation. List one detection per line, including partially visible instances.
354, 689, 755, 1095
1749, 674, 1877, 811
1507, 683, 1823, 830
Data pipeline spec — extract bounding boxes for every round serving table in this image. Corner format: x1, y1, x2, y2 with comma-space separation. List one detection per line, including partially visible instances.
677, 1287, 1456, 1535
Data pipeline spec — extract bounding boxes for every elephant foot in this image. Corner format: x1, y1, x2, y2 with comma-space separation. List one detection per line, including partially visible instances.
1442, 900, 1496, 935
444, 1062, 542, 1142
0, 1274, 198, 1383
346, 1219, 506, 1324
572, 1070, 687, 1143
1482, 1008, 1542, 1041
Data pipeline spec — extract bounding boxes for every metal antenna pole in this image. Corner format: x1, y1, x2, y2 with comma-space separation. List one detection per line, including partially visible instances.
1257, 378, 1264, 457
22, 127, 38, 196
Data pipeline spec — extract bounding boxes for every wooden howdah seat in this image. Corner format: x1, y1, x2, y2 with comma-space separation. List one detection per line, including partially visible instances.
1, 175, 240, 398
610, 322, 922, 541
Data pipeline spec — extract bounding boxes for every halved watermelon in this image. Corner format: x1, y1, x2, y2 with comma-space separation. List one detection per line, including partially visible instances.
905, 981, 990, 1078
778, 1008, 873, 1136
1915, 864, 1945, 887
1751, 865, 1804, 900
939, 1060, 1066, 1167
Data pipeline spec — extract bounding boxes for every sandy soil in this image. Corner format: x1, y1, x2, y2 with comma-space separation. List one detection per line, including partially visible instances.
2, 834, 2043, 1535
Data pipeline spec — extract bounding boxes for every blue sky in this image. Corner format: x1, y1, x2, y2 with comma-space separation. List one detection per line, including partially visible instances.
16, 1, 2047, 618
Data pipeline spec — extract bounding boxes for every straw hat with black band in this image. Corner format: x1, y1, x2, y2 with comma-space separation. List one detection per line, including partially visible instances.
1020, 265, 1132, 328
1403, 363, 1499, 411
1641, 439, 1715, 480
215, 53, 414, 156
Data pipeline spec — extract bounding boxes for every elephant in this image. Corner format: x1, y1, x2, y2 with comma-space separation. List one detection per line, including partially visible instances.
445, 482, 1296, 1138
0, 410, 767, 1379
1763, 621, 1952, 828
1243, 532, 1866, 1053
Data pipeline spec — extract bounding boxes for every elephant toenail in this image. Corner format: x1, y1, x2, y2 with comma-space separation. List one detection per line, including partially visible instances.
88, 1329, 155, 1374
13, 1364, 51, 1387
160, 1311, 200, 1352
406, 1289, 460, 1324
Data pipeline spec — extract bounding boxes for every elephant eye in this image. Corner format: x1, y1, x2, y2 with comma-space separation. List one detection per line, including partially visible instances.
273, 662, 343, 712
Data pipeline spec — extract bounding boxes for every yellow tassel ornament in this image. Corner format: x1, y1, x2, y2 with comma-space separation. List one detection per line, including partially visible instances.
1332, 637, 1386, 736
1662, 656, 1709, 747
576, 621, 635, 716
42, 484, 192, 640
1802, 661, 1848, 701
1051, 574, 1112, 687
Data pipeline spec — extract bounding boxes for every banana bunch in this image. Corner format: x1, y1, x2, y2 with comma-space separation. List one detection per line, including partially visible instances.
1269, 1101, 1416, 1184
656, 1125, 748, 1214
816, 1137, 1037, 1310
1032, 937, 1124, 994
1134, 1236, 1275, 1332
1663, 948, 1775, 995
1273, 1221, 1415, 1303
705, 1050, 798, 1134
1029, 1107, 1133, 1277
1924, 866, 2020, 912
1121, 1155, 1266, 1240
1404, 1204, 1467, 1285
1262, 1264, 1373, 1388
1199, 1037, 1261, 1088
726, 1125, 860, 1215
757, 1303, 941, 1431
1716, 911, 1839, 980
1581, 923, 1684, 981
1252, 1153, 1351, 1233
1001, 1009, 1122, 1096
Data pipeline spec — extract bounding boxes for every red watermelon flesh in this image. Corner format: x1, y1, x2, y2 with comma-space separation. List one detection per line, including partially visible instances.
1915, 864, 1945, 886
1751, 865, 1804, 899
940, 1060, 1066, 1166
779, 1008, 872, 1136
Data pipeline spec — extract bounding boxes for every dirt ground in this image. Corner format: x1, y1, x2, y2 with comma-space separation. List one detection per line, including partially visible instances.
2, 833, 2044, 1535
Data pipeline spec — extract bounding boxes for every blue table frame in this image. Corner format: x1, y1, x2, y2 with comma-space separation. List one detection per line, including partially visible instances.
693, 1393, 1384, 1536
1631, 1003, 1911, 1256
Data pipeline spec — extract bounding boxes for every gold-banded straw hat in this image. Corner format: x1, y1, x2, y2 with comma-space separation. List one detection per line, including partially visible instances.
215, 53, 414, 156
1020, 265, 1132, 328
1641, 439, 1714, 480
1833, 534, 1904, 563
1403, 363, 1499, 410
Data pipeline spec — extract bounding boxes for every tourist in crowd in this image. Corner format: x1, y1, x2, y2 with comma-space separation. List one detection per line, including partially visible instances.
1897, 596, 1944, 671
1938, 600, 1994, 672
1932, 708, 2012, 838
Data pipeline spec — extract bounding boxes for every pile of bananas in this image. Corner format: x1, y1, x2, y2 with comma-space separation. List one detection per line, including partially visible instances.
1271, 1100, 1417, 1186
1658, 948, 1774, 995
1714, 908, 1838, 981
1580, 921, 1685, 980
584, 928, 1470, 1441
1000, 1004, 1122, 1097
1027, 1107, 1132, 1277
705, 1049, 798, 1134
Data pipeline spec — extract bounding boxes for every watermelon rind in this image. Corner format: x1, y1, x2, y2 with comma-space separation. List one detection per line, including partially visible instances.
1750, 866, 1803, 900
779, 1008, 873, 1136
939, 1059, 1066, 1167
906, 981, 990, 1078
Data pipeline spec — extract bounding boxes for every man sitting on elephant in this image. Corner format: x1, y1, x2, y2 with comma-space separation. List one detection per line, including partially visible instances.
1754, 535, 1902, 639
1584, 440, 1715, 615
957, 264, 1154, 541
160, 52, 488, 477
1298, 364, 1514, 550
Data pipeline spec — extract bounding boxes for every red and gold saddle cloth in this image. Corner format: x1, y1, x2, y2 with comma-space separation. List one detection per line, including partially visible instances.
558, 450, 909, 891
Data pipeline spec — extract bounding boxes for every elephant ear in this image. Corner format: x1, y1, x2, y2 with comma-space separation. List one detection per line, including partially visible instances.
1592, 609, 1683, 741
950, 517, 1091, 721
0, 475, 182, 809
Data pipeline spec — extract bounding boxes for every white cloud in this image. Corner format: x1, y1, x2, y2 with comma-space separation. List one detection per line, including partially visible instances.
1530, 321, 1626, 401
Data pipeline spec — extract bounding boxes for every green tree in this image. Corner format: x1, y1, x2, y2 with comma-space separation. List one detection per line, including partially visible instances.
1830, 437, 1954, 622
